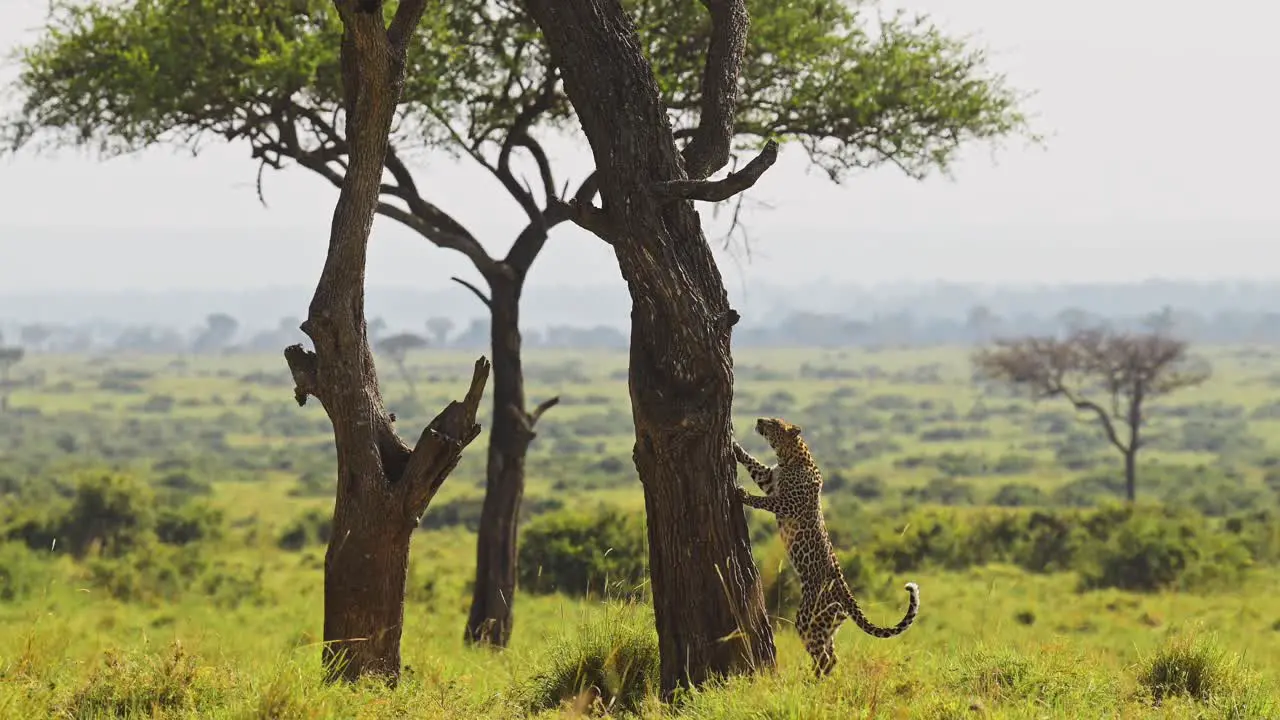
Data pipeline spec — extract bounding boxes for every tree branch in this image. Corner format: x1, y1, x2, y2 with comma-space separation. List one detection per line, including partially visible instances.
506, 171, 600, 274
547, 195, 615, 243
400, 356, 490, 522
653, 140, 778, 202
529, 396, 560, 426
680, 0, 750, 180
451, 276, 492, 309
1057, 389, 1129, 455
387, 0, 429, 50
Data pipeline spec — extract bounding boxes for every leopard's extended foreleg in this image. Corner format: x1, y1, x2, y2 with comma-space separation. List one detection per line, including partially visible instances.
732, 440, 777, 494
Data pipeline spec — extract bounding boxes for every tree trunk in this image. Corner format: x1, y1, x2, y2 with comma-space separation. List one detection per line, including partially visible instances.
1125, 390, 1143, 504
465, 271, 534, 647
1123, 449, 1136, 504
520, 0, 776, 697
282, 0, 489, 685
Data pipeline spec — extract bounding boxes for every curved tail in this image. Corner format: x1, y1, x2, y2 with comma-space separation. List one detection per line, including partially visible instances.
843, 582, 919, 638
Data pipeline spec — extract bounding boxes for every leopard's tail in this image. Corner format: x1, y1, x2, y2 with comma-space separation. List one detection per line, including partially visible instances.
841, 581, 919, 638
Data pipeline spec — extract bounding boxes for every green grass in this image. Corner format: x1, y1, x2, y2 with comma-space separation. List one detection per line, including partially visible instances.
3, 345, 1280, 717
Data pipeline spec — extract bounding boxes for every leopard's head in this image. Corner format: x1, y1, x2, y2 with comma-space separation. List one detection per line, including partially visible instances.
756, 417, 804, 457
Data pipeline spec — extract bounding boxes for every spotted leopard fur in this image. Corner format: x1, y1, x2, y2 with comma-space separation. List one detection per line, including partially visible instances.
733, 417, 920, 677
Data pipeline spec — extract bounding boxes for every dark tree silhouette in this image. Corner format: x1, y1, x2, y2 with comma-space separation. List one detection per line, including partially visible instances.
376, 332, 429, 400
973, 326, 1211, 502
425, 316, 455, 347
191, 313, 240, 354
19, 324, 54, 352
0, 345, 24, 414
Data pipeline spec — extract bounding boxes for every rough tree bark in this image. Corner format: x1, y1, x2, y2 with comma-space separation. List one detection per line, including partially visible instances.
520, 0, 780, 696
462, 268, 558, 646
282, 0, 489, 684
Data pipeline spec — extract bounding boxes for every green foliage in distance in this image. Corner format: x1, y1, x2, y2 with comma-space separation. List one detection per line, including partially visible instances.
5, 0, 1033, 185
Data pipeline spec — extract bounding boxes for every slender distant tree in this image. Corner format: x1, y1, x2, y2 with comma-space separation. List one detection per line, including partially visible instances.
425, 316, 454, 347
973, 326, 1210, 502
376, 332, 430, 400
8, 0, 1032, 652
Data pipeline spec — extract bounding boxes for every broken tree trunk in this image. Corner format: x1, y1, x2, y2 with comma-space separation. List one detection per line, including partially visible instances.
283, 0, 490, 685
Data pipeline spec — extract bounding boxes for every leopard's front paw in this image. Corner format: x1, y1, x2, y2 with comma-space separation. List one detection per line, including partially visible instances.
734, 486, 749, 503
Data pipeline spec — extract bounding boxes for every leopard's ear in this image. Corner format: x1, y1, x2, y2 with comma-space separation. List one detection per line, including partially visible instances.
788, 424, 803, 437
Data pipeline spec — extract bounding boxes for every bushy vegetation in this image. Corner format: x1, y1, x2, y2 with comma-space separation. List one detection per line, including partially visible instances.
3, 346, 1280, 717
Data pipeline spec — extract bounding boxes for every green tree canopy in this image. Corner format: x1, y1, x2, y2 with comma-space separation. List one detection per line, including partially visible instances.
7, 0, 1032, 258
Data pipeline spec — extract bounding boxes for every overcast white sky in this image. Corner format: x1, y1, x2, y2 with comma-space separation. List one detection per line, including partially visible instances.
0, 0, 1277, 293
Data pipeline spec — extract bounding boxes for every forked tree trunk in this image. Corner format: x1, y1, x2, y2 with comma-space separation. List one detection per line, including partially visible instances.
520, 0, 776, 696
283, 0, 489, 685
465, 272, 537, 647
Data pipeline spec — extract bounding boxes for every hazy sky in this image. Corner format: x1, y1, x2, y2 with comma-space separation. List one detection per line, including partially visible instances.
1, 0, 1277, 294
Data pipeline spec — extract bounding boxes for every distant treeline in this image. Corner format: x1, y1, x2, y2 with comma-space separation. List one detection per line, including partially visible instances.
4, 302, 1280, 354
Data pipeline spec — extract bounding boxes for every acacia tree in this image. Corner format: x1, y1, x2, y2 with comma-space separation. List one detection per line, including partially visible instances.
973, 327, 1211, 503
281, 0, 493, 685
12, 0, 489, 683
376, 331, 429, 400
8, 0, 1031, 650
518, 0, 1031, 696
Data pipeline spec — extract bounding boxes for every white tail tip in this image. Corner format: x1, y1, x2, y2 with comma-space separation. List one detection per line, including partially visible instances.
904, 582, 919, 594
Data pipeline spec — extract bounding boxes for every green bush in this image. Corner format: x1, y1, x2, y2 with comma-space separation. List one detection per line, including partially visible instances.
156, 503, 224, 546
990, 483, 1048, 507
0, 541, 48, 601
517, 506, 647, 599
865, 504, 1257, 593
1076, 511, 1252, 592
277, 508, 332, 551
60, 473, 156, 557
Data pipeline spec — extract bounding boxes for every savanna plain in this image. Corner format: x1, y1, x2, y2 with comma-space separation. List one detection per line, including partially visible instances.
2, 346, 1278, 719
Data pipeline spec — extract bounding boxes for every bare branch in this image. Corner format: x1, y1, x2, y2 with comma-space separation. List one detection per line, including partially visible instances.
653, 140, 778, 202
529, 395, 560, 426
451, 276, 492, 309
401, 357, 490, 522
1063, 394, 1128, 454
680, 0, 750, 179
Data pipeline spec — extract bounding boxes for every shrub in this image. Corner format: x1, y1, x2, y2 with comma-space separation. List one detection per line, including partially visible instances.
419, 494, 564, 532
1076, 510, 1252, 593
155, 503, 224, 546
518, 506, 647, 599
57, 643, 220, 718
277, 508, 332, 551
0, 541, 48, 601
990, 483, 1048, 507
60, 473, 156, 557
1135, 630, 1276, 716
522, 608, 659, 716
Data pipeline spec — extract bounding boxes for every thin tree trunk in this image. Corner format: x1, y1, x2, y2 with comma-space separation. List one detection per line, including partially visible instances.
1123, 449, 1136, 504
282, 0, 489, 685
465, 272, 533, 647
1125, 390, 1142, 503
519, 0, 776, 696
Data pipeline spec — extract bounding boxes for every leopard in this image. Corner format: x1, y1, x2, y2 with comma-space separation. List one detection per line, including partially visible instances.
732, 416, 920, 677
